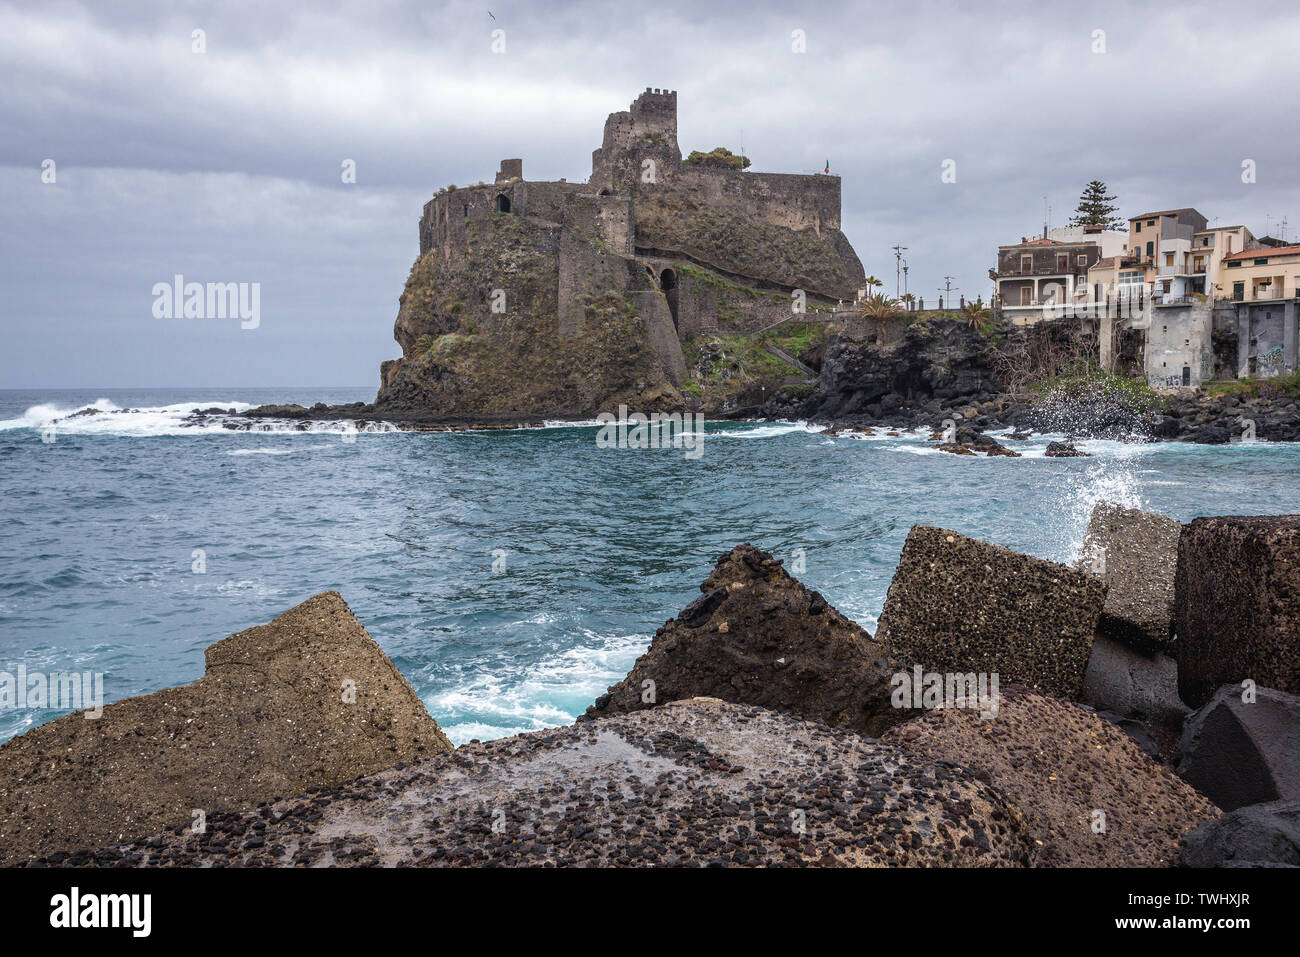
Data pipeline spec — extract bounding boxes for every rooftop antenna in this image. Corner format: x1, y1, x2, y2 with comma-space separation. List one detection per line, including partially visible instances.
1282, 216, 1289, 243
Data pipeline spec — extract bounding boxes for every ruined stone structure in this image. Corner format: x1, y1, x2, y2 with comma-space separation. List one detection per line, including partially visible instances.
377, 89, 865, 418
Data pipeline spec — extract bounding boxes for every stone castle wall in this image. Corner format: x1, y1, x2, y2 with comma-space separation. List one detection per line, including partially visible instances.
405, 88, 863, 388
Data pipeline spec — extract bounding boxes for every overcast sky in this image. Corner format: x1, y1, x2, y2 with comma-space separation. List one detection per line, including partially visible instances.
3, 0, 1299, 390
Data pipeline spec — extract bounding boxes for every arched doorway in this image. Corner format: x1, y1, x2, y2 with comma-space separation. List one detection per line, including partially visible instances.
659, 268, 679, 331
495, 194, 511, 213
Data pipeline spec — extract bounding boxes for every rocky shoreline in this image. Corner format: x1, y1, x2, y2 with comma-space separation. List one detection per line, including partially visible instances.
170, 386, 1300, 448
3, 507, 1297, 868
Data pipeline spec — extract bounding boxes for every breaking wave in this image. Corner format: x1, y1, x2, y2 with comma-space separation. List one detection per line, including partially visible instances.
0, 399, 399, 437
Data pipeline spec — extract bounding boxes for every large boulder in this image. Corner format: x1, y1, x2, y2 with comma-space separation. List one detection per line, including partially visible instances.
1182, 799, 1300, 868
0, 592, 451, 866
1175, 514, 1300, 707
1176, 685, 1300, 811
1078, 502, 1180, 652
884, 686, 1219, 867
585, 544, 907, 736
875, 526, 1107, 698
49, 698, 1037, 868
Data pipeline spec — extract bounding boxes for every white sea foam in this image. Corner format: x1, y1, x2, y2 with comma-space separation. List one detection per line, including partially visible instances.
0, 399, 398, 437
427, 628, 650, 745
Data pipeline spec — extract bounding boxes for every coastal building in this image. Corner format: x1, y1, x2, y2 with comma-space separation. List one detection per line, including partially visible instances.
1193, 224, 1256, 301
991, 233, 1105, 324
1218, 244, 1300, 378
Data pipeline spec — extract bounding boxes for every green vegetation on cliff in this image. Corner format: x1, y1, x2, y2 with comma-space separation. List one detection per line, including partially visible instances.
1031, 360, 1166, 414
1205, 371, 1300, 401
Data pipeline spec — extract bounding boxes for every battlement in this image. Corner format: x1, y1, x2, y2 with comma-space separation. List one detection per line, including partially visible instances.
631, 88, 677, 133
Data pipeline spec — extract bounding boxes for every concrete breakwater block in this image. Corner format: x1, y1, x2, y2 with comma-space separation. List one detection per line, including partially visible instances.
0, 592, 451, 866
41, 699, 1038, 868
876, 525, 1107, 699
1177, 684, 1300, 812
1175, 514, 1300, 708
884, 686, 1219, 867
1081, 633, 1188, 728
1077, 501, 1180, 653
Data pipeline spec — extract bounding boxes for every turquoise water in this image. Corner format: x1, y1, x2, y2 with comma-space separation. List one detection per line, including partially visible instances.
1, 387, 1297, 745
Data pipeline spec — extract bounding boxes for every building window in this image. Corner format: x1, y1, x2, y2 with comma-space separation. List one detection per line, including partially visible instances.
1227, 260, 1241, 268
1020, 255, 1032, 275
1135, 222, 1142, 233
1165, 253, 1174, 266
1077, 254, 1087, 268
1147, 220, 1156, 226
1146, 241, 1154, 257
1056, 253, 1068, 272
1254, 258, 1269, 265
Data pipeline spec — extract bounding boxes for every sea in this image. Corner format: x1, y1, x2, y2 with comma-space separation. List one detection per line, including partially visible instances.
2, 386, 1297, 746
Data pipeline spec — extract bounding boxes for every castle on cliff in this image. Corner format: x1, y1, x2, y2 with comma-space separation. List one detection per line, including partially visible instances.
379, 89, 865, 413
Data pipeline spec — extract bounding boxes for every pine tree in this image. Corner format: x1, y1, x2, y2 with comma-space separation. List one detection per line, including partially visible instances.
1068, 181, 1124, 230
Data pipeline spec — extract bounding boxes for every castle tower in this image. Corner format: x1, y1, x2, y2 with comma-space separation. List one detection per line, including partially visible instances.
591, 88, 681, 192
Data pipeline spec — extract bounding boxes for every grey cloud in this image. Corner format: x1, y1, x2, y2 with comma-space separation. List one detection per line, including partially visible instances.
3, 0, 1299, 387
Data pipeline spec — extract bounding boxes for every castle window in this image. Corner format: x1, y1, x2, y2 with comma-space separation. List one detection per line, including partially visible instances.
496, 194, 511, 213
463, 205, 469, 218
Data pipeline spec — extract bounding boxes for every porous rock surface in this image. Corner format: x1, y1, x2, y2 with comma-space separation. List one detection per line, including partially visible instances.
0, 592, 450, 866
44, 699, 1036, 868
876, 526, 1106, 698
1078, 501, 1181, 652
1175, 514, 1300, 707
883, 686, 1218, 867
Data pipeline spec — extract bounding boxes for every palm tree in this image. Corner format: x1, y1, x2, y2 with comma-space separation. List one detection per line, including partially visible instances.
859, 292, 904, 345
863, 276, 884, 298
960, 300, 992, 332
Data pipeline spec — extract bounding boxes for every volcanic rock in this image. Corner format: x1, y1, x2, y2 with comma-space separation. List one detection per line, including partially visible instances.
0, 592, 450, 866
884, 686, 1219, 867
1176, 685, 1300, 812
1182, 799, 1300, 868
585, 544, 907, 736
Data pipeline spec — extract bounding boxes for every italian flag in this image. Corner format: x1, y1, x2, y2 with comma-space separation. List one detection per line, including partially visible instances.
823, 159, 830, 174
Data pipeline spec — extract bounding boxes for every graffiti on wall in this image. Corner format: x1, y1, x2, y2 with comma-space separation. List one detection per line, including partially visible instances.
1149, 374, 1184, 388
1258, 345, 1285, 377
